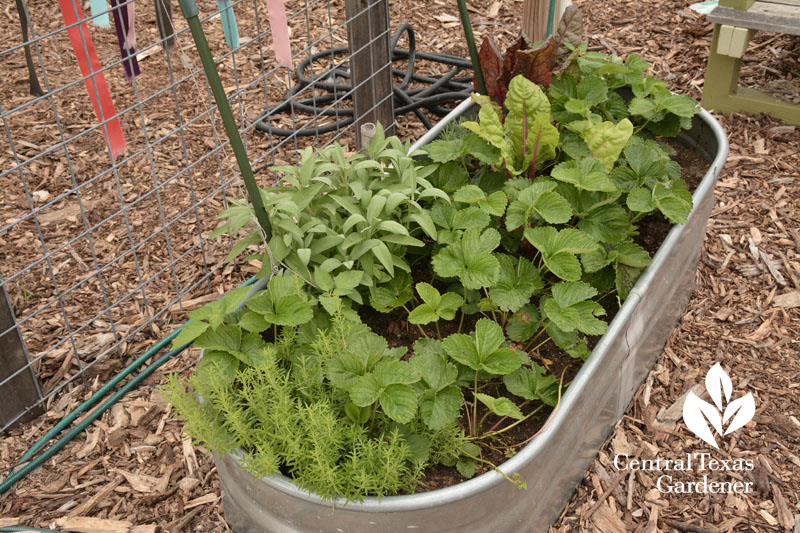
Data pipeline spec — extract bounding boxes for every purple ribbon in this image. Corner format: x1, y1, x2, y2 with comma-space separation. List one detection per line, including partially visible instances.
110, 0, 139, 80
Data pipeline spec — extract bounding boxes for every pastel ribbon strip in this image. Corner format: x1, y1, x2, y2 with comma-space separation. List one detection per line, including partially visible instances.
89, 0, 110, 27
266, 0, 292, 68
58, 0, 126, 159
217, 0, 240, 49
110, 0, 140, 80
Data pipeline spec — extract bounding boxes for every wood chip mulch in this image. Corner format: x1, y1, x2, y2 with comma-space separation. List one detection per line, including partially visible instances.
1, 0, 798, 531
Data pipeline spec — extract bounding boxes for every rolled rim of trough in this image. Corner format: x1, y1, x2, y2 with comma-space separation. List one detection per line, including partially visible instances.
219, 100, 730, 512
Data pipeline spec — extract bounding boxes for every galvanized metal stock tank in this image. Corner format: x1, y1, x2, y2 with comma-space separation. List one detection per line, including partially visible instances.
215, 100, 729, 532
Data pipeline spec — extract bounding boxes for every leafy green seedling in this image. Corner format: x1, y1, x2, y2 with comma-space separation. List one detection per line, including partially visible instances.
442, 319, 521, 375
474, 393, 524, 420
490, 255, 543, 313
410, 346, 464, 430
408, 283, 463, 335
504, 364, 560, 406
541, 281, 607, 335
506, 304, 540, 343
433, 227, 501, 290
349, 360, 421, 423
524, 227, 598, 281
505, 181, 572, 231
454, 184, 508, 217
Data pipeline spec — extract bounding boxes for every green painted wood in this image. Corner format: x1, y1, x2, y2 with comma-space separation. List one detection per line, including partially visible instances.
708, 2, 800, 34
719, 0, 754, 10
702, 25, 800, 125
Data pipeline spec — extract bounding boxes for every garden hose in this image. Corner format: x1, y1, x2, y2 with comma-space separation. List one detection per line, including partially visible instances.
0, 277, 259, 496
0, 527, 63, 533
255, 24, 476, 137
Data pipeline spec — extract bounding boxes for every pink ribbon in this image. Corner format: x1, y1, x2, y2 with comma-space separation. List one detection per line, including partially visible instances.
266, 0, 292, 68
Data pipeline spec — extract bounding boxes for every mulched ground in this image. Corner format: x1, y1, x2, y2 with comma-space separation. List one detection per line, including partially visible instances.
1, 0, 799, 531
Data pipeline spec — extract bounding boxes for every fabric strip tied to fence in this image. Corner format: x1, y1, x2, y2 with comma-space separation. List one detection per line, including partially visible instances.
57, 0, 126, 159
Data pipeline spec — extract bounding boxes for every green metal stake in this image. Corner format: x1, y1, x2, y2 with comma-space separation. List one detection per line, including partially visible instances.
545, 0, 557, 37
178, 0, 272, 242
456, 0, 486, 96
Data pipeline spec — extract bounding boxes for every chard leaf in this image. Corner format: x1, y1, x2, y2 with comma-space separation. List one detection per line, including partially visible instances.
462, 99, 514, 169
475, 393, 524, 420
490, 255, 542, 312
584, 119, 634, 172
553, 5, 583, 66
506, 304, 540, 342
504, 364, 559, 406
524, 227, 597, 281
511, 36, 557, 86
477, 36, 507, 103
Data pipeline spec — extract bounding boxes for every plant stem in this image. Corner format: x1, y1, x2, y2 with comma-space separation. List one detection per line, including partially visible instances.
472, 372, 479, 435
523, 320, 551, 351
403, 305, 429, 338
480, 404, 545, 439
456, 0, 486, 95
458, 447, 519, 486
435, 321, 442, 339
464, 398, 474, 437
458, 286, 467, 333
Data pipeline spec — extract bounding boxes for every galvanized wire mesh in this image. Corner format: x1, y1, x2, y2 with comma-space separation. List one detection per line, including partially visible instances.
0, 0, 394, 431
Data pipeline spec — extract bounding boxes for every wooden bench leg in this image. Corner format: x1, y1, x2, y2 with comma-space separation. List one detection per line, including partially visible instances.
702, 24, 800, 125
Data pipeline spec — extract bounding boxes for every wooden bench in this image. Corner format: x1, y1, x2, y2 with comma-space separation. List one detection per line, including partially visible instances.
702, 0, 800, 125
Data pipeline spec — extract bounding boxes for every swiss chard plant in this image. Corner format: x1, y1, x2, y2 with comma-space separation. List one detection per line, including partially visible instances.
165, 40, 700, 502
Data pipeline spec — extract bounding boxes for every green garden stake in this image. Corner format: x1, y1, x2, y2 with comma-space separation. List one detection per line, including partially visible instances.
177, 0, 272, 242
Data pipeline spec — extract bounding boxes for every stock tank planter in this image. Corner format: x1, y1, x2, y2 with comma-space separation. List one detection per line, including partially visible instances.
213, 99, 729, 533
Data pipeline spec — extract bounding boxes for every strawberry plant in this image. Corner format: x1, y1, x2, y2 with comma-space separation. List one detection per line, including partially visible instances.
164, 42, 701, 502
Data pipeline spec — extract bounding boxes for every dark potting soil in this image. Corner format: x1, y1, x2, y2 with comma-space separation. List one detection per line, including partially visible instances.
358, 138, 711, 494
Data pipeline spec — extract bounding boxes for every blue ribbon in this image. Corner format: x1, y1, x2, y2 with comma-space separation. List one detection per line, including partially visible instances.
218, 0, 240, 49
90, 0, 110, 27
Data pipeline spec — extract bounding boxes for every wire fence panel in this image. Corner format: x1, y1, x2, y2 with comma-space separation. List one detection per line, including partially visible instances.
0, 0, 395, 431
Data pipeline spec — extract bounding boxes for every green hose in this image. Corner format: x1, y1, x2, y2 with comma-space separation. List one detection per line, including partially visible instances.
0, 277, 258, 495
0, 527, 63, 532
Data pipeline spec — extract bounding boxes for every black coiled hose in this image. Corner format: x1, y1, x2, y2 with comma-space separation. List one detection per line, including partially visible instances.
254, 24, 475, 136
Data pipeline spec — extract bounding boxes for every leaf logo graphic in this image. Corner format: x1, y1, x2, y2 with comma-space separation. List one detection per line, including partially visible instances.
682, 363, 755, 448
